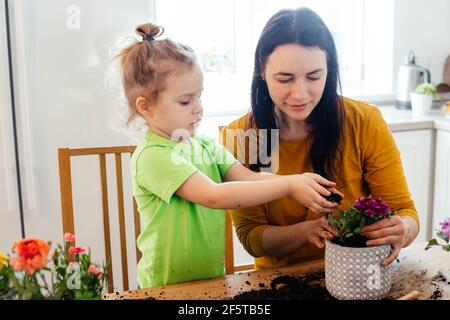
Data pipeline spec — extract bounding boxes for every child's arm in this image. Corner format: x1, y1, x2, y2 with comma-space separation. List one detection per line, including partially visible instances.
223, 163, 342, 198
222, 163, 276, 181
175, 170, 339, 213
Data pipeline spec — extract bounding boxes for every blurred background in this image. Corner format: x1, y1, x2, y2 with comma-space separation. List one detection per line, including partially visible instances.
1, 0, 449, 291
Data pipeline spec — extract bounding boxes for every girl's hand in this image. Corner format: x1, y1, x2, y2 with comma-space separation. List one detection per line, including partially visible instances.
362, 215, 419, 266
307, 216, 339, 249
290, 173, 343, 214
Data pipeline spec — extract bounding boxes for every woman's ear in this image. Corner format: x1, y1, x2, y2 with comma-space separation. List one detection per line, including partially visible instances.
135, 96, 152, 117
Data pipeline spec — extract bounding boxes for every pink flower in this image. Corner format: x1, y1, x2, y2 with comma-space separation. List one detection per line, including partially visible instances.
68, 246, 85, 256
439, 218, 450, 238
64, 233, 76, 243
88, 264, 103, 278
68, 261, 79, 268
354, 197, 391, 217
10, 238, 49, 275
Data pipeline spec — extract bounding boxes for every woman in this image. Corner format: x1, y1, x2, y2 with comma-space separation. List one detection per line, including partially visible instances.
221, 7, 419, 270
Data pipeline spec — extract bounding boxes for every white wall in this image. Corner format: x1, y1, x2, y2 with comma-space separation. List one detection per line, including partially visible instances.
203, 0, 450, 130
394, 0, 450, 87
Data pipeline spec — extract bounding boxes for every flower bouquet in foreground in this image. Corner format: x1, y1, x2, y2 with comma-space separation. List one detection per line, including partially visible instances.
325, 196, 396, 300
0, 233, 108, 300
426, 218, 450, 252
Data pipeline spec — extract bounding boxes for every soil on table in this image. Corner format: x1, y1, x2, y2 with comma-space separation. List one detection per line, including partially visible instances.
110, 260, 449, 300
429, 271, 448, 299
390, 260, 449, 300
233, 268, 449, 300
232, 271, 335, 300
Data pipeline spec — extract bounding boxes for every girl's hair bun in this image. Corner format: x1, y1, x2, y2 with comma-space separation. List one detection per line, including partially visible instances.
135, 23, 164, 42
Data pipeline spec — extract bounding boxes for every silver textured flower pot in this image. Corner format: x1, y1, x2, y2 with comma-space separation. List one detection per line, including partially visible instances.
325, 240, 393, 300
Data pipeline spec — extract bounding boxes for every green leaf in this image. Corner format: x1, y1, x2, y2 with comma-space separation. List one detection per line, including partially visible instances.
415, 82, 438, 97
443, 244, 450, 252
425, 238, 439, 250
437, 232, 449, 243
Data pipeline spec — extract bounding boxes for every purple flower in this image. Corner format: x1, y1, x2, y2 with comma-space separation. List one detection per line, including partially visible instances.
439, 218, 450, 238
354, 196, 391, 218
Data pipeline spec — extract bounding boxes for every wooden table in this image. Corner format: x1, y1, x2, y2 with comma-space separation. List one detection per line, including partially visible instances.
389, 243, 450, 299
103, 243, 450, 300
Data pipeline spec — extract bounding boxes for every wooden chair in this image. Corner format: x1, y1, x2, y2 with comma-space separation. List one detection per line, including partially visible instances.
220, 125, 254, 274
58, 144, 252, 293
224, 212, 254, 274
58, 146, 139, 293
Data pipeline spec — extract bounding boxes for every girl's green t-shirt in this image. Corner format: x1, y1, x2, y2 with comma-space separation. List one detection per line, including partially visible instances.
131, 132, 237, 288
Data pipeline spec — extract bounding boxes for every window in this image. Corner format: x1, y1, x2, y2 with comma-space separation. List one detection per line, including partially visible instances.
154, 0, 394, 116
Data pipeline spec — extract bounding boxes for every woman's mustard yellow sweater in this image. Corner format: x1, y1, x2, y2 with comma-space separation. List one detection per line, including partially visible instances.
221, 97, 419, 270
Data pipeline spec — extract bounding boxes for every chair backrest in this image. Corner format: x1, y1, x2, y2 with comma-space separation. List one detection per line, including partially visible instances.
220, 126, 254, 274
58, 146, 138, 293
224, 212, 254, 274
58, 143, 252, 293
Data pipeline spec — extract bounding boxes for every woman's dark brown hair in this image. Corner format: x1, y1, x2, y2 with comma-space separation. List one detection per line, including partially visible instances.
251, 8, 345, 181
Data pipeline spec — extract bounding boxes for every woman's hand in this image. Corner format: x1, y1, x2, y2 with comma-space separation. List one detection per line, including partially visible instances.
289, 173, 343, 214
307, 216, 339, 249
362, 215, 419, 266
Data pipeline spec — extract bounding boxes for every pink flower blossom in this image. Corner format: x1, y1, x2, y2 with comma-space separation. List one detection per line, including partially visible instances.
439, 218, 450, 238
64, 233, 76, 243
68, 261, 79, 268
354, 197, 391, 217
88, 264, 103, 278
68, 246, 85, 256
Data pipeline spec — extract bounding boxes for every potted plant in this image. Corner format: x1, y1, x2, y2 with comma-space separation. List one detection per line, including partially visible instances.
425, 217, 450, 251
410, 83, 438, 115
325, 196, 396, 300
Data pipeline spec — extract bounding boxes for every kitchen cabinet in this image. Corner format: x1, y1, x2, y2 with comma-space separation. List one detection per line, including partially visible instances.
432, 130, 450, 237
392, 129, 434, 242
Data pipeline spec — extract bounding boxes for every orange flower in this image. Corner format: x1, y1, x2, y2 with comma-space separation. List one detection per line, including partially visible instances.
10, 238, 49, 275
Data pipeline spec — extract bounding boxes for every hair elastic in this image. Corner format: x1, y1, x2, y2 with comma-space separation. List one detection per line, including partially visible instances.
144, 33, 154, 42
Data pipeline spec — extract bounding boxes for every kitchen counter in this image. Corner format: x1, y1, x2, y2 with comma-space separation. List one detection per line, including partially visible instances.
103, 244, 450, 300
199, 104, 450, 138
379, 105, 450, 132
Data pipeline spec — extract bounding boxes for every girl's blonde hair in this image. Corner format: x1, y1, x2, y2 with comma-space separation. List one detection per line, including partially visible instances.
118, 23, 197, 125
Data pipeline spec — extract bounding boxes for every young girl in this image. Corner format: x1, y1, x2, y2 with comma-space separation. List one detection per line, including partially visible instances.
118, 23, 341, 288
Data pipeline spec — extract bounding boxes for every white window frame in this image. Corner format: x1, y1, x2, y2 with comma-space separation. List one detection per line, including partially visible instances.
154, 0, 394, 117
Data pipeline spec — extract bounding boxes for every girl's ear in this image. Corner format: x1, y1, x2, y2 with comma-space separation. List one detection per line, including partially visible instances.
135, 96, 152, 117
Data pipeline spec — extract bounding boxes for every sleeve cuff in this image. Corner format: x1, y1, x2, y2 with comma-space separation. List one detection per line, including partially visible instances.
398, 209, 420, 231
160, 169, 198, 203
245, 225, 270, 257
